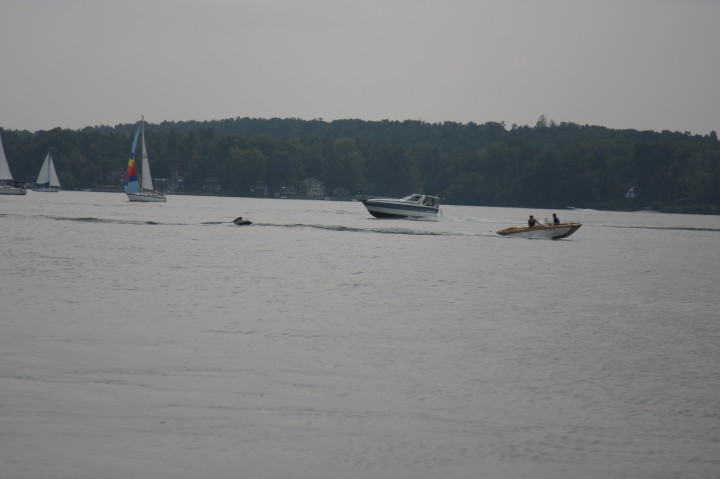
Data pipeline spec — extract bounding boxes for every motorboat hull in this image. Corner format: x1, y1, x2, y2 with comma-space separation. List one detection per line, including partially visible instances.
362, 194, 440, 219
127, 192, 167, 202
364, 201, 439, 218
497, 222, 582, 239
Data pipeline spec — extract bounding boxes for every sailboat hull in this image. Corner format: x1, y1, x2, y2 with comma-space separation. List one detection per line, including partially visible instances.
32, 186, 60, 193
127, 192, 167, 202
0, 183, 27, 195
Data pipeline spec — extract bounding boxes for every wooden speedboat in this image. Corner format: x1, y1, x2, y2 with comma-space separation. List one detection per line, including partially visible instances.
497, 222, 582, 239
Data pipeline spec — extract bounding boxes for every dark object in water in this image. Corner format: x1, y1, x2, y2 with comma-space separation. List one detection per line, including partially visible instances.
233, 217, 252, 225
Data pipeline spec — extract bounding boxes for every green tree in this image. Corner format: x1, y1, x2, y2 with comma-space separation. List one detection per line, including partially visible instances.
323, 138, 366, 193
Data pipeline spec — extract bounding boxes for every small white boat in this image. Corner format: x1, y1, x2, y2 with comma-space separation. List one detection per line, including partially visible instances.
124, 117, 167, 202
497, 222, 582, 239
362, 193, 440, 218
32, 152, 61, 192
0, 132, 27, 195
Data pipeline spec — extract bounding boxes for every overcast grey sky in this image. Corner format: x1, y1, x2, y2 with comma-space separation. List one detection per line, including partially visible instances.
2, 0, 719, 134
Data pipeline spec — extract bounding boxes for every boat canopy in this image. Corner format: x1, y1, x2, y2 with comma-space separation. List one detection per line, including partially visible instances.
401, 194, 439, 207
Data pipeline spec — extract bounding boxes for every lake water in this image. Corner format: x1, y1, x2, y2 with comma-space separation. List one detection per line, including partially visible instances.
1, 191, 719, 479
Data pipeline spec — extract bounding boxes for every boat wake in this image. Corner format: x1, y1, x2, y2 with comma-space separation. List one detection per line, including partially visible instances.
33, 215, 494, 236
45, 215, 161, 225
221, 221, 491, 237
259, 222, 465, 236
440, 215, 497, 224
608, 225, 720, 233
209, 219, 495, 237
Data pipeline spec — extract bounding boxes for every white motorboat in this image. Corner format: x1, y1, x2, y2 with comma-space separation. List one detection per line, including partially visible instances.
497, 222, 582, 239
0, 132, 26, 195
124, 116, 167, 203
362, 193, 440, 218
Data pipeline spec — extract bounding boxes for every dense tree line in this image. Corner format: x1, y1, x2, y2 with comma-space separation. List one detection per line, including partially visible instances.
2, 116, 719, 213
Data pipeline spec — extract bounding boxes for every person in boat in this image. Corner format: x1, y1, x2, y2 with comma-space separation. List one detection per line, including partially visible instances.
233, 216, 251, 225
528, 215, 538, 227
552, 213, 560, 225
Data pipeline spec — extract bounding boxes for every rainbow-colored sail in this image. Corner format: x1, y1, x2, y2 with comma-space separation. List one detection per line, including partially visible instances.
124, 125, 142, 194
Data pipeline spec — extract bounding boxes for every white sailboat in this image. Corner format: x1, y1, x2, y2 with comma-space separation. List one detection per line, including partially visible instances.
0, 132, 27, 195
124, 117, 166, 202
32, 152, 61, 192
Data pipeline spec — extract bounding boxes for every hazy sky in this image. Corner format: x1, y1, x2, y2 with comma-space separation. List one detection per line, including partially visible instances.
2, 0, 719, 134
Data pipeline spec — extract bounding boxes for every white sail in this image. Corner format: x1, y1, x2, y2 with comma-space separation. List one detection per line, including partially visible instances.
36, 155, 49, 184
36, 153, 61, 187
140, 122, 154, 192
0, 133, 14, 181
34, 152, 61, 191
48, 156, 61, 187
0, 132, 26, 194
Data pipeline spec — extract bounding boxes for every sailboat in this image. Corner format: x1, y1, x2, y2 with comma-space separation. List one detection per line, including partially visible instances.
124, 117, 166, 202
0, 132, 27, 195
32, 152, 61, 192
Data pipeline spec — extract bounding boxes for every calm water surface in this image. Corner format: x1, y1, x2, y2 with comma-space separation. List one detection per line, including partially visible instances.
1, 191, 719, 479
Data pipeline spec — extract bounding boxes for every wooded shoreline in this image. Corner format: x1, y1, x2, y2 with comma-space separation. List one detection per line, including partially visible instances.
2, 117, 718, 214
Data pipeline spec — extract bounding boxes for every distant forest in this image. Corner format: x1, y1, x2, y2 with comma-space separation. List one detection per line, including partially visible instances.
2, 116, 719, 214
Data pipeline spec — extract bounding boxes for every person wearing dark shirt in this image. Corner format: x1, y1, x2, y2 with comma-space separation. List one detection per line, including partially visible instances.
553, 213, 560, 225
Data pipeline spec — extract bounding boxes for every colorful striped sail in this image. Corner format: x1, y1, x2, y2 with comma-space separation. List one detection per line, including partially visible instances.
124, 126, 142, 194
